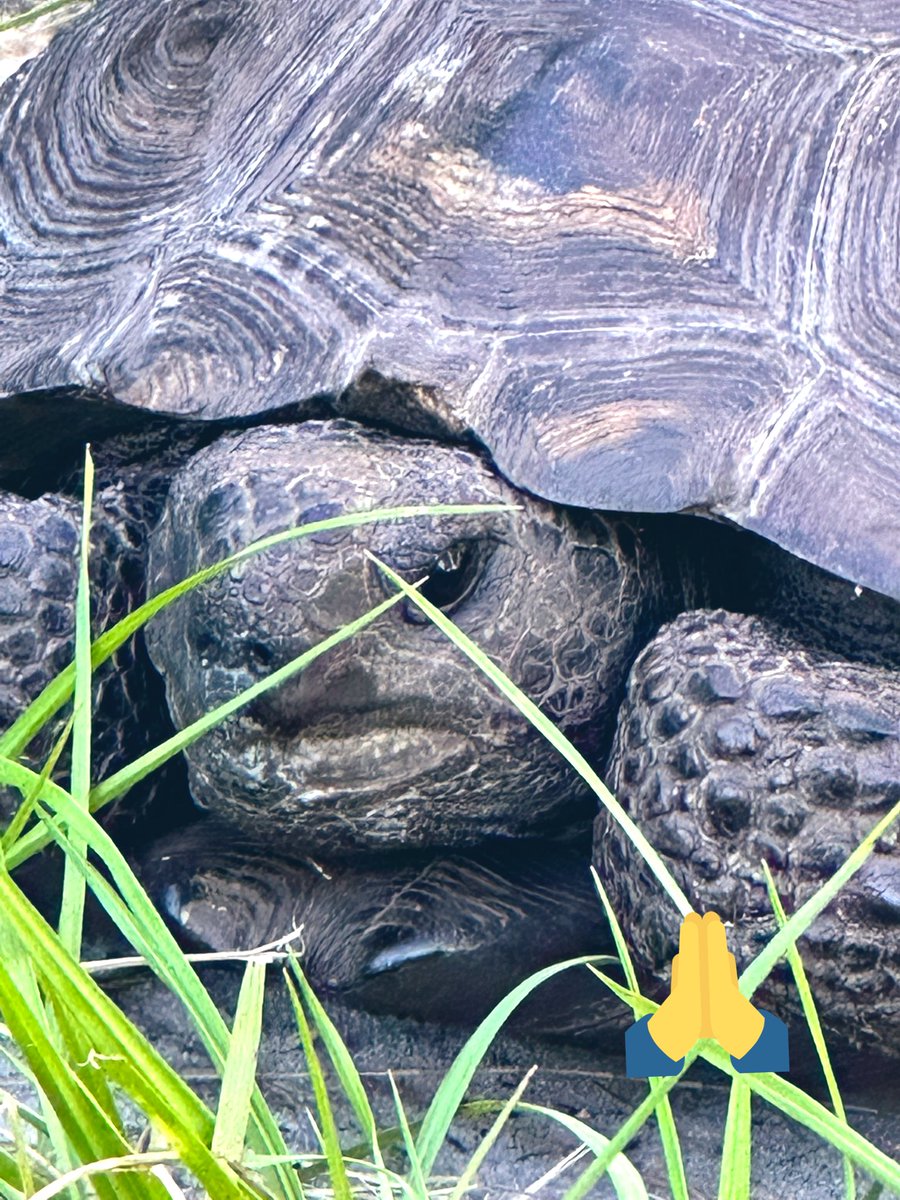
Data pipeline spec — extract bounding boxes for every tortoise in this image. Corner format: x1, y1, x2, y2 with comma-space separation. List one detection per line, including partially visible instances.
0, 0, 898, 1057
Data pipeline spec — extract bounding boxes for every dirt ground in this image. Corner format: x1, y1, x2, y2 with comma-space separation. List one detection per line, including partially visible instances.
3, 961, 894, 1200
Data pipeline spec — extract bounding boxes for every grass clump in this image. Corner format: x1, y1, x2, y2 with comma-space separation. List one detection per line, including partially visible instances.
0, 450, 896, 1199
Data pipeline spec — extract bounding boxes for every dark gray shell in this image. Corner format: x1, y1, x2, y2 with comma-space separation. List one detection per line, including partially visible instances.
0, 0, 898, 597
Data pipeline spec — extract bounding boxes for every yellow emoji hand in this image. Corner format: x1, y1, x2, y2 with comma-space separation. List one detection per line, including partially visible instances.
646, 911, 705, 1061
646, 911, 764, 1062
702, 911, 764, 1059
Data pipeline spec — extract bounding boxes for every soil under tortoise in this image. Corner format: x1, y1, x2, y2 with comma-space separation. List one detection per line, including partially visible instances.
0, 0, 897, 1057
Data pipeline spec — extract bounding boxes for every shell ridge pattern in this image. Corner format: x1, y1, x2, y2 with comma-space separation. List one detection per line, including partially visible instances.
690, 0, 899, 52
0, 0, 898, 596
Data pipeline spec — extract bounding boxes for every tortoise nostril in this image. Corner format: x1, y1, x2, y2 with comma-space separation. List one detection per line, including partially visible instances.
248, 640, 274, 670
194, 629, 217, 660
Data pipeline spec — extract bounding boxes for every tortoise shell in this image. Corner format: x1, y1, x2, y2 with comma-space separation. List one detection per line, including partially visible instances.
0, 0, 897, 597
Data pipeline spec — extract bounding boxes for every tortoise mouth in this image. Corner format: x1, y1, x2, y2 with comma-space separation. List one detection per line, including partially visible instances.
285, 724, 476, 791
216, 713, 481, 795
245, 696, 487, 745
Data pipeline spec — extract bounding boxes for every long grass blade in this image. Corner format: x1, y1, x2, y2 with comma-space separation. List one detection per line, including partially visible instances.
717, 1078, 751, 1200
11, 777, 302, 1200
58, 448, 94, 959
0, 1146, 29, 1199
448, 1067, 536, 1200
1, 714, 73, 852
0, 941, 150, 1200
0, 890, 85, 1196
287, 963, 390, 1200
368, 553, 690, 917
25, 1152, 190, 1200
0, 504, 514, 763
0, 1083, 47, 1139
762, 862, 855, 1200
212, 960, 267, 1163
414, 954, 610, 1178
387, 1073, 428, 1200
0, 868, 263, 1200
285, 973, 352, 1200
722, 1049, 900, 1195
3, 1091, 36, 1196
562, 1055, 696, 1200
590, 868, 688, 1200
567, 979, 900, 1200
459, 1099, 649, 1200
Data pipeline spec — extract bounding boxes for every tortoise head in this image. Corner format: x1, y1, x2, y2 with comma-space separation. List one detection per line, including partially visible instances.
145, 419, 661, 854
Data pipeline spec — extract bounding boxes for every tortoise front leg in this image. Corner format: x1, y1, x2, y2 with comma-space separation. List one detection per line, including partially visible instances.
596, 608, 900, 1060
138, 819, 617, 1034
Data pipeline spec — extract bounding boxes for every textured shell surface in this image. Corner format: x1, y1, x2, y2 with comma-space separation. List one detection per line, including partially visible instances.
0, 0, 898, 598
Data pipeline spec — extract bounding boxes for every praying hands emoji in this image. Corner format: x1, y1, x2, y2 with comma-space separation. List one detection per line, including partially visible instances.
625, 912, 789, 1076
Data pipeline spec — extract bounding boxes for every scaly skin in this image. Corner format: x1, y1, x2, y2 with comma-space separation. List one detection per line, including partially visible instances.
599, 610, 900, 1057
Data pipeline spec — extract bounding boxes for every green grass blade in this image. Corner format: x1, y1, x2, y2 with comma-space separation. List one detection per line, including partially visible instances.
4, 1087, 36, 1196
718, 1078, 751, 1200
590, 868, 688, 1200
486, 1100, 649, 1200
414, 954, 610, 1178
284, 973, 352, 1200
719, 1051, 900, 1195
448, 1067, 536, 1200
369, 553, 691, 918
1, 714, 73, 852
0, 869, 260, 1200
762, 862, 855, 1200
58, 448, 94, 959
6, 589, 411, 869
590, 866, 639, 993
584, 964, 898, 1197
0, 895, 86, 1196
0, 1144, 28, 1199
286, 963, 377, 1136
287, 963, 390, 1200
0, 503, 514, 763
0, 942, 149, 1200
212, 960, 266, 1163
387, 1073, 428, 1200
562, 1056, 696, 1200
46, 998, 154, 1200
14, 779, 302, 1200
586, 966, 650, 1014
0, 1160, 23, 1200
0, 0, 85, 34
0, 1085, 48, 1139
570, 979, 899, 1200
649, 1093, 688, 1200
24, 1151, 197, 1200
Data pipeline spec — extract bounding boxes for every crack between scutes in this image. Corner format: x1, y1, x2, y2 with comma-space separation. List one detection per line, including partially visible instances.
738, 364, 825, 519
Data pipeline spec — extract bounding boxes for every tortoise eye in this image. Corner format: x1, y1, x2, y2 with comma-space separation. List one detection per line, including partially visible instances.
404, 540, 484, 624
